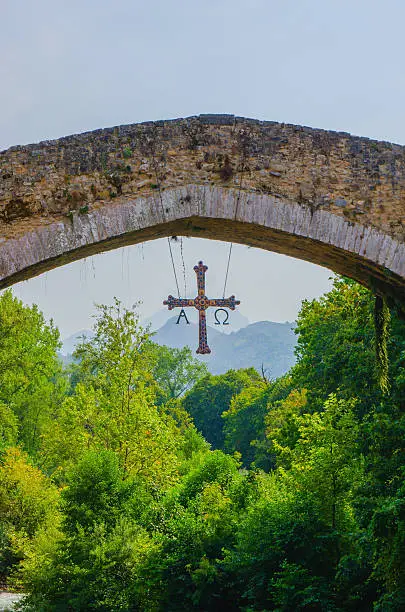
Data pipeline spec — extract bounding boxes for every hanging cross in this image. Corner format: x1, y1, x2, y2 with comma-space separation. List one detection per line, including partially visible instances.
164, 261, 240, 354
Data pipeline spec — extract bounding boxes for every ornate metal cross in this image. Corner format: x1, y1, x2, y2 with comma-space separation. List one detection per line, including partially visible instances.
164, 261, 240, 354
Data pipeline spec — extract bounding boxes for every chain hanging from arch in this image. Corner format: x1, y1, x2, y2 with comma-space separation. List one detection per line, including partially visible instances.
138, 126, 181, 298
139, 122, 253, 302
180, 237, 187, 298
222, 125, 253, 297
167, 237, 181, 298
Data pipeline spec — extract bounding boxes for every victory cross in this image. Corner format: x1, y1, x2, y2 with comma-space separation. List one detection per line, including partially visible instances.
164, 261, 240, 354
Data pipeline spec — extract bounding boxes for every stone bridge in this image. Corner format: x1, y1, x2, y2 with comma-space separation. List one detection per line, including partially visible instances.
0, 115, 404, 309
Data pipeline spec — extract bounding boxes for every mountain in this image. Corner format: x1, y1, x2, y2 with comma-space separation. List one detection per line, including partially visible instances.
61, 329, 94, 356
153, 318, 296, 378
207, 321, 297, 378
61, 318, 297, 380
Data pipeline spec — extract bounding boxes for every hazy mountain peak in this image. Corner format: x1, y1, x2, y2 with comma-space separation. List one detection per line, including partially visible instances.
61, 317, 296, 380
61, 329, 94, 356
153, 318, 296, 378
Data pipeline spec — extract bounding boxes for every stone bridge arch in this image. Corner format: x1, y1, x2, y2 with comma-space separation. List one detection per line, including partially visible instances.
0, 115, 404, 309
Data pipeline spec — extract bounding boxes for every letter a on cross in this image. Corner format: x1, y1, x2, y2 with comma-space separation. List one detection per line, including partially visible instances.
176, 309, 190, 324
164, 261, 240, 354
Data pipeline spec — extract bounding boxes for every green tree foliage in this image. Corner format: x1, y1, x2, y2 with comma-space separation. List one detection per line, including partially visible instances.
224, 480, 338, 610
222, 375, 295, 469
294, 278, 378, 415
132, 450, 256, 611
182, 368, 261, 450
1, 278, 405, 610
151, 344, 208, 403
0, 447, 60, 584
62, 451, 136, 533
220, 396, 364, 610
274, 395, 363, 533
264, 387, 307, 468
222, 382, 268, 467
40, 300, 182, 487
0, 290, 64, 454
371, 483, 405, 610
19, 451, 156, 611
0, 402, 19, 451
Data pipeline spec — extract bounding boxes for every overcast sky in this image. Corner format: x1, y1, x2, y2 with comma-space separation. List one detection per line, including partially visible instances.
2, 0, 404, 337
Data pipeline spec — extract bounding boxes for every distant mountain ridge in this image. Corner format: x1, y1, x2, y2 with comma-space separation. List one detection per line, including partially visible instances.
153, 318, 296, 378
60, 330, 94, 356
61, 318, 296, 379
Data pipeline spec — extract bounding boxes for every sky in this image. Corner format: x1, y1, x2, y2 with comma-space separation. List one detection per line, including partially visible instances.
2, 0, 405, 338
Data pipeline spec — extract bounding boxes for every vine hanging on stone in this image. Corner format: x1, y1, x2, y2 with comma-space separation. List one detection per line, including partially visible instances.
374, 294, 390, 394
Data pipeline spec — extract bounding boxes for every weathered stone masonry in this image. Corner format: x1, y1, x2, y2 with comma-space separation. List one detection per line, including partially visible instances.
0, 114, 404, 308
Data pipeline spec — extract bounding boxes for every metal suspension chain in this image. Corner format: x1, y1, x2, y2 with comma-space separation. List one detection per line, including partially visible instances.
222, 126, 250, 298
180, 237, 187, 298
167, 237, 181, 299
146, 134, 181, 299
222, 242, 233, 298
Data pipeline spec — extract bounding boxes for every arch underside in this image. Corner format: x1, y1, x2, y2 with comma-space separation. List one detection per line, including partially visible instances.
0, 186, 404, 309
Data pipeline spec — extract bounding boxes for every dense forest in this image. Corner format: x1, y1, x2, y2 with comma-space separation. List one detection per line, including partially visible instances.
0, 278, 405, 611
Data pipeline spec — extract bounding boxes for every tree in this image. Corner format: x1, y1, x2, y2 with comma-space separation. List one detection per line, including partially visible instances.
222, 381, 268, 467
0, 290, 64, 454
223, 471, 337, 611
293, 278, 378, 417
62, 451, 135, 534
182, 368, 261, 450
0, 402, 18, 451
7, 277, 405, 610
137, 450, 248, 611
41, 300, 182, 488
151, 344, 208, 403
265, 387, 308, 469
371, 484, 405, 610
19, 451, 156, 611
275, 395, 363, 535
222, 375, 297, 469
0, 447, 60, 584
